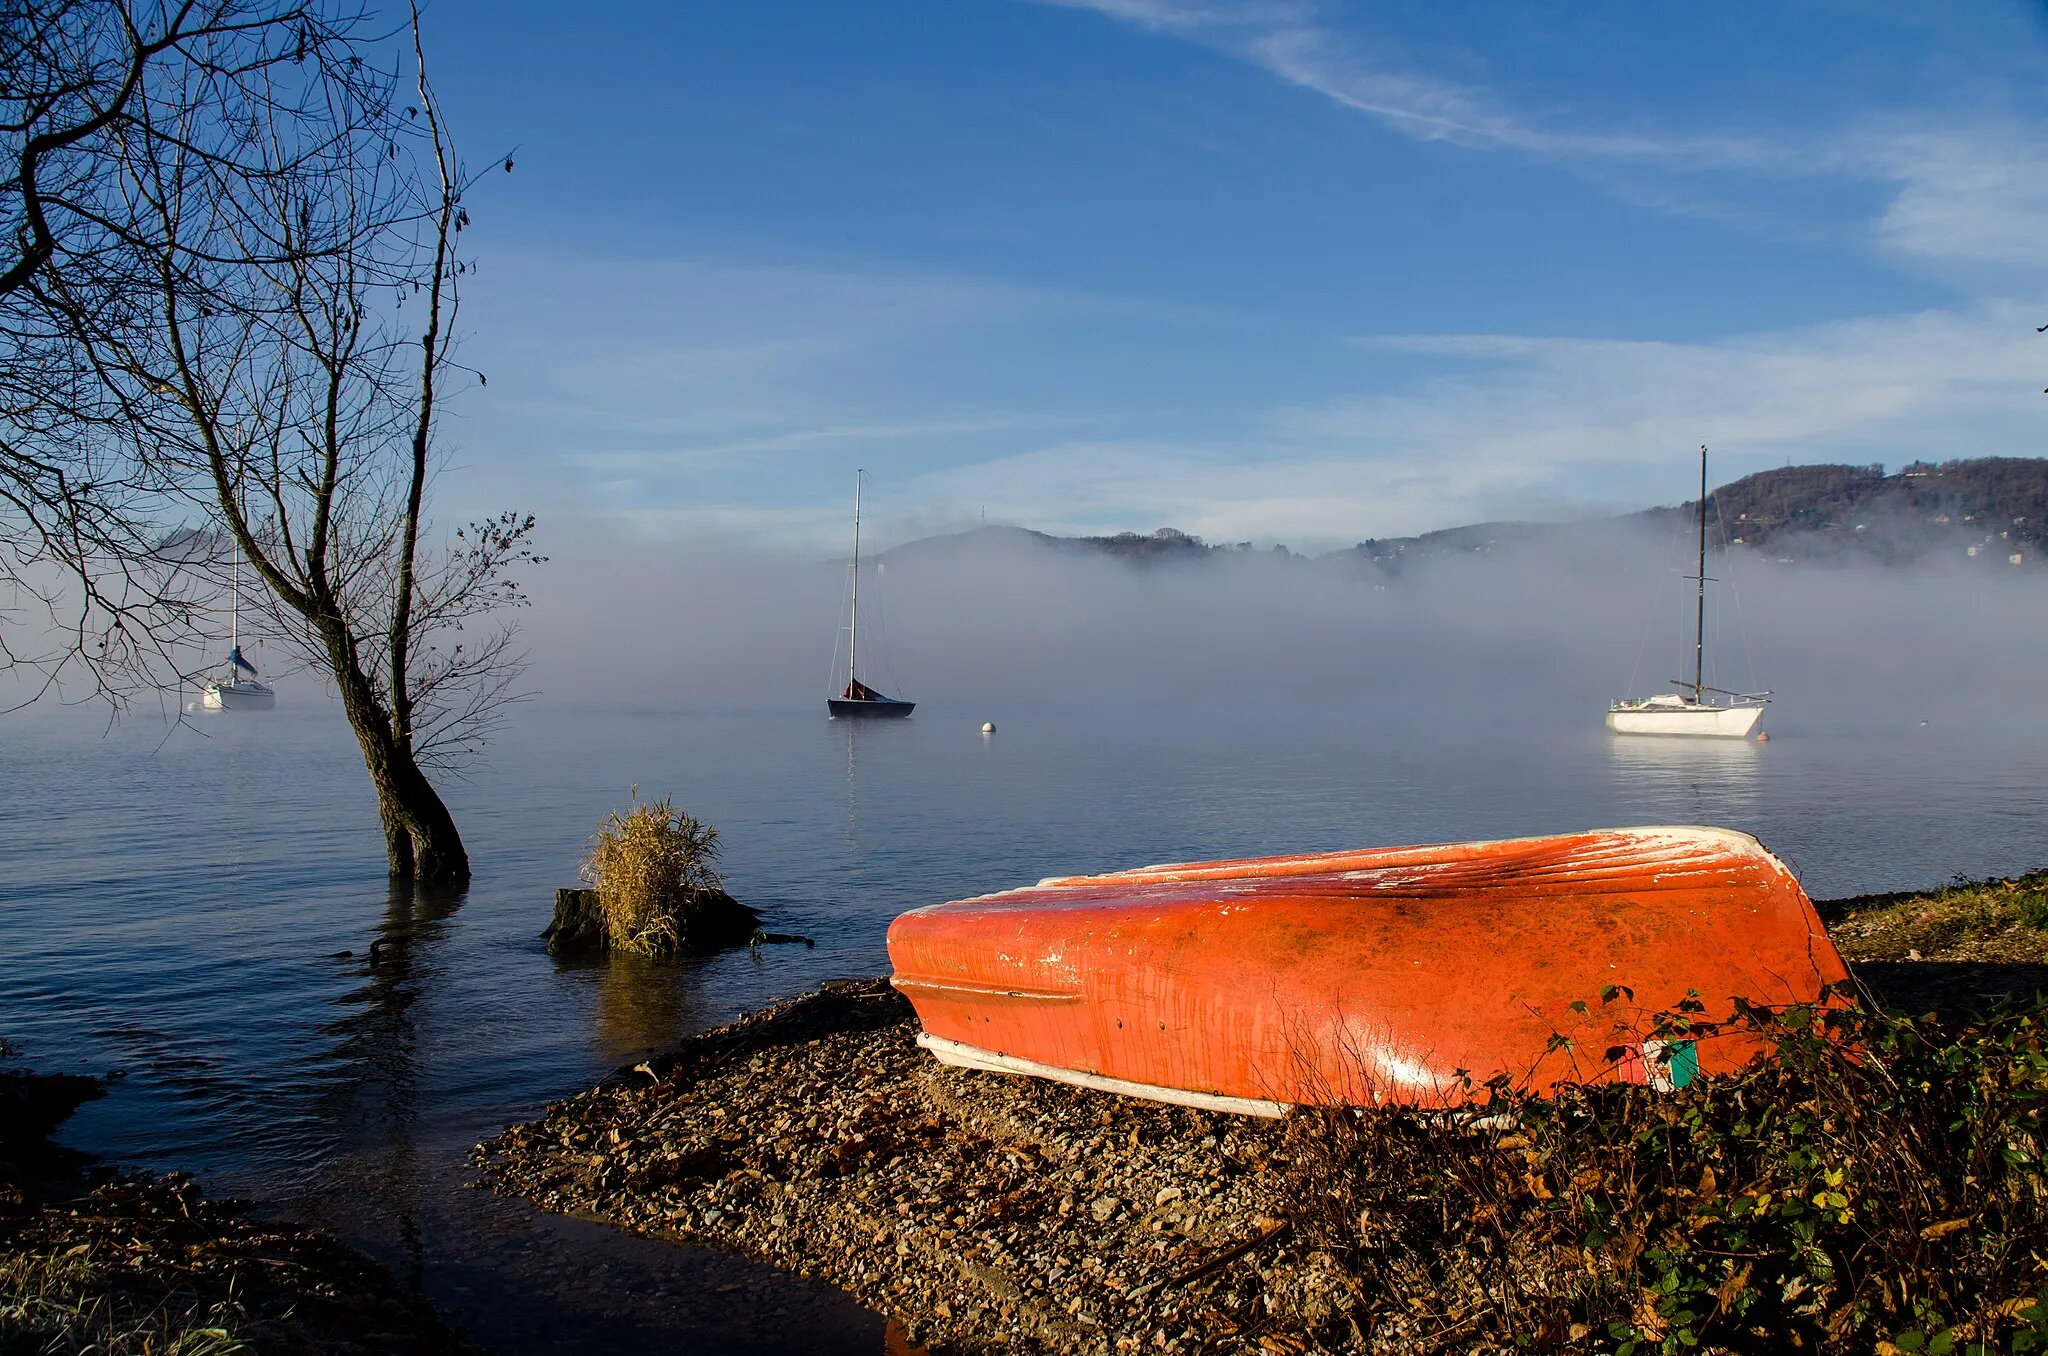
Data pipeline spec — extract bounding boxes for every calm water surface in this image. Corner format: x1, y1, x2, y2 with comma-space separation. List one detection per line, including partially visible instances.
3, 700, 2044, 1350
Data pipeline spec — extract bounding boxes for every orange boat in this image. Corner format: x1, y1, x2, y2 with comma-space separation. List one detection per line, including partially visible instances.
887, 826, 1850, 1114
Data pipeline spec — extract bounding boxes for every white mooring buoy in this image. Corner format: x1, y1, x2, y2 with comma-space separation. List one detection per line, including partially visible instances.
981, 722, 996, 734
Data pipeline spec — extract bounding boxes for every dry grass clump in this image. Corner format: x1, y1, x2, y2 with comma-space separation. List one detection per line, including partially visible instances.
0, 1172, 466, 1355
580, 792, 726, 957
1276, 987, 2048, 1355
1829, 871, 2048, 964
1, 1247, 246, 1355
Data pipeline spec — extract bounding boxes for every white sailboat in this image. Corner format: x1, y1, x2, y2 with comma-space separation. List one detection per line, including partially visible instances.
200, 546, 275, 711
1607, 446, 1767, 739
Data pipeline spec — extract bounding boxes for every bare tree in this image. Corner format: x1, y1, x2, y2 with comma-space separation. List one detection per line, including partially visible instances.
45, 4, 536, 885
0, 0, 371, 706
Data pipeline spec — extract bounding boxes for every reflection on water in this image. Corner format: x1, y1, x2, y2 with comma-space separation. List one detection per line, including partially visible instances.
838, 712, 919, 852
1604, 733, 1764, 826
316, 883, 468, 1291
590, 952, 725, 1065
298, 882, 887, 1354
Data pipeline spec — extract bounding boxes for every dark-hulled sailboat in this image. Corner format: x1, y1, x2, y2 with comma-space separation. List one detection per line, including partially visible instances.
828, 469, 914, 719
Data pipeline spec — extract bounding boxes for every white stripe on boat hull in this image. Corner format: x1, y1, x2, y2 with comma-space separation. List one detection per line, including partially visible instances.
916, 1032, 1290, 1118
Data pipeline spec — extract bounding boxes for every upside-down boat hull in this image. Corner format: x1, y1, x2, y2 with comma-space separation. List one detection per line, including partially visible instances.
887, 827, 1849, 1113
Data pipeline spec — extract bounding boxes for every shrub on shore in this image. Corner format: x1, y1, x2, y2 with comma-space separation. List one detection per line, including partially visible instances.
580, 793, 736, 957
1278, 987, 2048, 1354
1829, 871, 2048, 963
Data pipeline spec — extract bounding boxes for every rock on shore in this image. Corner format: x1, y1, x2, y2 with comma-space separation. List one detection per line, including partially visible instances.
473, 980, 1327, 1355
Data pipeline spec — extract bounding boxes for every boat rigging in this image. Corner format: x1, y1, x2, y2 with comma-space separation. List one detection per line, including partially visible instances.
200, 544, 276, 712
828, 469, 914, 719
1606, 445, 1768, 738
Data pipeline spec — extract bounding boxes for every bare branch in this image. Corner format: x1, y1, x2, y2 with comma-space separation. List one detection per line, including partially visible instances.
7, 1, 534, 886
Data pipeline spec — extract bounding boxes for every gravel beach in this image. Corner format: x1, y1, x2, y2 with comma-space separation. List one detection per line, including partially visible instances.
471, 881, 2048, 1356
473, 980, 1328, 1355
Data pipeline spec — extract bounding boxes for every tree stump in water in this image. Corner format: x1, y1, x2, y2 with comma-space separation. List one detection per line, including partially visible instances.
543, 886, 762, 958
542, 888, 607, 954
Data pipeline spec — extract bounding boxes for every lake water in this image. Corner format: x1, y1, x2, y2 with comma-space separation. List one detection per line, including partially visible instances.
4, 698, 2046, 1351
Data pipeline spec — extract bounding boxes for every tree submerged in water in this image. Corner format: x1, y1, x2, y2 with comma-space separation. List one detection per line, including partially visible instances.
13, 3, 540, 886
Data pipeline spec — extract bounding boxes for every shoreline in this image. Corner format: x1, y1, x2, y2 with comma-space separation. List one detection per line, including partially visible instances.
474, 883, 2048, 1356
478, 979, 1301, 1354
1, 1054, 468, 1354
12, 874, 2045, 1353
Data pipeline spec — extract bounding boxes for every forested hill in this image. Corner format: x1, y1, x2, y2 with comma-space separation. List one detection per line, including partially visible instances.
882, 458, 2048, 572
1330, 457, 2048, 571
1697, 458, 2048, 560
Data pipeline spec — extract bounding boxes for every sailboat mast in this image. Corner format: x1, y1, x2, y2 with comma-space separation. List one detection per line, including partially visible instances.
849, 469, 862, 687
1694, 443, 1707, 703
230, 544, 239, 660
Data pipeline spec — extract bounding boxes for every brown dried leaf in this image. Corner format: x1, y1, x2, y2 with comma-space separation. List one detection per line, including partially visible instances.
1714, 1261, 1754, 1313
1632, 1289, 1670, 1339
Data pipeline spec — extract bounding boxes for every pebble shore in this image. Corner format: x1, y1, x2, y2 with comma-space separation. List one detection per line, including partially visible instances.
473, 980, 1347, 1355
471, 893, 2046, 1356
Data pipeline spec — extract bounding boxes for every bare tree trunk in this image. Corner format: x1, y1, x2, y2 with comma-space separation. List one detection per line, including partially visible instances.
321, 617, 469, 887
371, 746, 466, 886
22, 4, 527, 887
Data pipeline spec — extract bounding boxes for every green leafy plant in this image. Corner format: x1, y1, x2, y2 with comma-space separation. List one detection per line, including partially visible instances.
1276, 986, 2048, 1354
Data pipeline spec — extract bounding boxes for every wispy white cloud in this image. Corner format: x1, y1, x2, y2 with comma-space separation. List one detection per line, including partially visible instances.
1044, 0, 1776, 164
487, 289, 2048, 551
450, 250, 1129, 524
1861, 126, 2048, 272
467, 255, 1054, 439
1045, 0, 2048, 274
567, 417, 1047, 474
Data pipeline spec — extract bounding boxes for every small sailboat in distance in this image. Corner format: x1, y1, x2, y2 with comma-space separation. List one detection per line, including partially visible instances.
828, 470, 913, 719
1607, 445, 1766, 738
200, 545, 275, 711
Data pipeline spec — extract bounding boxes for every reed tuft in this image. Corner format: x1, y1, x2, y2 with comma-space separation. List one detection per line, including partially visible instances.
581, 791, 725, 957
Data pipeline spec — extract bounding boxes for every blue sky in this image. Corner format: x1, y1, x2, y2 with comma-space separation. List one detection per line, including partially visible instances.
422, 0, 2048, 550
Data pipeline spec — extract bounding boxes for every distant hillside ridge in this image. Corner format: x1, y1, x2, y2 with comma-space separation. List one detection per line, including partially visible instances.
881, 457, 2048, 573
878, 523, 1229, 566
1702, 457, 2048, 560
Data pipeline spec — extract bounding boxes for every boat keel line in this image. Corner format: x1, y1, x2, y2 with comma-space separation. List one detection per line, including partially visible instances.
916, 1032, 1291, 1118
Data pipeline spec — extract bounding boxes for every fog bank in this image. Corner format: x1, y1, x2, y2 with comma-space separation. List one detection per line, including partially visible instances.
515, 521, 2048, 734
